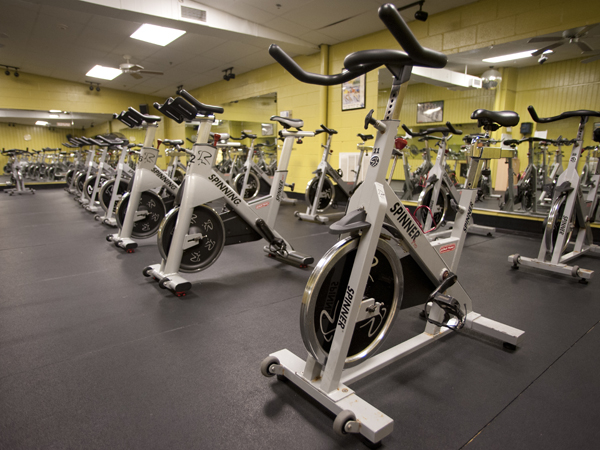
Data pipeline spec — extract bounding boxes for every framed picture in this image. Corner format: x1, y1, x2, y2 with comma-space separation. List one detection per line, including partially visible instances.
342, 74, 366, 111
417, 100, 444, 123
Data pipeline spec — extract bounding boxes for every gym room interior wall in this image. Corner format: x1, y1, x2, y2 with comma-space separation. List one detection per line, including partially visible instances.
187, 0, 600, 192
3, 0, 600, 189
0, 72, 167, 169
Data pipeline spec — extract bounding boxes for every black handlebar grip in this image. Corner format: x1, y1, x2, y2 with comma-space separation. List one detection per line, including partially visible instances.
402, 124, 416, 136
176, 89, 224, 115
446, 121, 462, 135
379, 4, 447, 69
527, 105, 543, 123
269, 45, 365, 86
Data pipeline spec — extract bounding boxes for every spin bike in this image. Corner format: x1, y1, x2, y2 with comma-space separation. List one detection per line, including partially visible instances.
538, 137, 571, 205
512, 137, 551, 213
2, 149, 35, 195
96, 137, 135, 227
260, 4, 524, 444
233, 133, 297, 204
107, 108, 180, 252
403, 123, 496, 236
509, 106, 600, 281
142, 89, 314, 295
296, 126, 370, 223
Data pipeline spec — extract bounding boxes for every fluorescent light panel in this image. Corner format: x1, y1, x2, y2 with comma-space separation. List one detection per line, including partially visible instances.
86, 65, 121, 80
130, 24, 186, 46
35, 120, 49, 126
483, 50, 535, 63
57, 122, 72, 127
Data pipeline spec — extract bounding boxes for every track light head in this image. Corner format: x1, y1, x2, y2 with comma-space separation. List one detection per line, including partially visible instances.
222, 67, 235, 81
14, 71, 19, 77
96, 86, 100, 92
4, 69, 9, 76
414, 9, 428, 21
89, 84, 94, 91
397, 1, 428, 22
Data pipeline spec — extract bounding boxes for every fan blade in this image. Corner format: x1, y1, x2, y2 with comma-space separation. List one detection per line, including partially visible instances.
574, 24, 597, 38
129, 72, 143, 80
532, 42, 564, 56
130, 64, 144, 71
582, 53, 600, 63
528, 36, 563, 43
139, 70, 164, 75
576, 41, 593, 53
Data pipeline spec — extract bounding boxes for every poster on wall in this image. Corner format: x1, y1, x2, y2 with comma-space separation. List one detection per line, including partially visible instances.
416, 100, 444, 123
342, 74, 366, 111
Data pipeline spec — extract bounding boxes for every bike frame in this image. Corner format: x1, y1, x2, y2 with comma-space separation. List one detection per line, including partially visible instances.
510, 116, 600, 279
146, 117, 314, 292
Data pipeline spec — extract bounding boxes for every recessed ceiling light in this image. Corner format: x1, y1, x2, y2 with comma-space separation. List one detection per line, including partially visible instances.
482, 51, 535, 63
130, 24, 186, 46
49, 114, 59, 118
86, 65, 121, 80
49, 109, 62, 113
35, 120, 49, 126
56, 122, 72, 127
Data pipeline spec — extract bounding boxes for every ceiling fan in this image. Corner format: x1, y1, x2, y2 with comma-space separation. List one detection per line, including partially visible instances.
528, 25, 598, 57
119, 55, 163, 79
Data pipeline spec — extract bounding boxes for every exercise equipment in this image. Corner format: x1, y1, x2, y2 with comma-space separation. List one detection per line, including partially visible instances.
260, 4, 525, 444
295, 126, 370, 223
142, 89, 314, 295
95, 137, 134, 226
233, 133, 296, 204
403, 123, 495, 236
509, 106, 600, 281
106, 108, 181, 252
2, 149, 35, 195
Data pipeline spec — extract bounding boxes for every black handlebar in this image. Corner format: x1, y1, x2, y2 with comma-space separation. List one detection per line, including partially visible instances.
176, 89, 224, 115
269, 3, 446, 87
377, 4, 447, 69
528, 105, 600, 123
402, 122, 461, 137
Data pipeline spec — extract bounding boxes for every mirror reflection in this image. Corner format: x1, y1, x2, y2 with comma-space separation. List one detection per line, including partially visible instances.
377, 23, 600, 224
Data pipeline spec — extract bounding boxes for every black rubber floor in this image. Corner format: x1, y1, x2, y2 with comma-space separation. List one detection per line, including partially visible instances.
1, 189, 599, 449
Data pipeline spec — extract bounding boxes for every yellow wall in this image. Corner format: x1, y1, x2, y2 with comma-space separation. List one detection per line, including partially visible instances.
2, 0, 600, 187
0, 72, 168, 169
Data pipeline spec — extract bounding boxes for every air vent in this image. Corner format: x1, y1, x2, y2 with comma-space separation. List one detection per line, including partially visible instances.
181, 6, 206, 22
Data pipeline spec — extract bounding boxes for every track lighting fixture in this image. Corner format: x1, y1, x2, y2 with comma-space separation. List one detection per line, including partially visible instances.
2, 65, 19, 76
397, 1, 428, 22
222, 67, 235, 81
86, 81, 101, 92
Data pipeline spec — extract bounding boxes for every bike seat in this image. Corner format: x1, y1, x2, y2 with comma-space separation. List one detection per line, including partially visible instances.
163, 139, 184, 146
127, 107, 161, 124
270, 115, 303, 129
471, 109, 519, 129
357, 133, 373, 142
503, 139, 520, 146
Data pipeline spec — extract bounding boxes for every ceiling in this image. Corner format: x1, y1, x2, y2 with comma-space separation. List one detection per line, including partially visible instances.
0, 0, 476, 98
1, 0, 598, 118
377, 23, 600, 89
